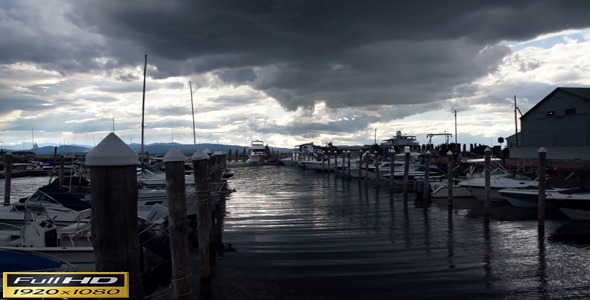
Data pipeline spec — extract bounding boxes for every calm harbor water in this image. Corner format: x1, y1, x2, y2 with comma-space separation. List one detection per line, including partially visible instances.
207, 164, 590, 299
3, 166, 590, 299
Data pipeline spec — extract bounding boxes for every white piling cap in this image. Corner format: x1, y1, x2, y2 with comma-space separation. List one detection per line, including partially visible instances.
484, 147, 492, 152
538, 147, 547, 153
446, 150, 453, 155
213, 151, 224, 156
85, 132, 138, 166
192, 149, 210, 161
163, 147, 186, 162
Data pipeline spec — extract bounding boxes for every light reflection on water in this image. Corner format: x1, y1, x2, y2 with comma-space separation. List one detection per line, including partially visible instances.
0, 176, 52, 202
215, 164, 590, 299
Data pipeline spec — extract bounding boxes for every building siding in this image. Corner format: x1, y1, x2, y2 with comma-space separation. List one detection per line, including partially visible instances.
520, 88, 590, 147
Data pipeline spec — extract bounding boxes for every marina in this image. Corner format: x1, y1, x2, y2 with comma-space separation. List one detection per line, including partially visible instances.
3, 2, 590, 298
3, 155, 590, 298
205, 163, 590, 299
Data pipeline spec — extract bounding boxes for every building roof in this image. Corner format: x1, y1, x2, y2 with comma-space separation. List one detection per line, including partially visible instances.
522, 87, 590, 119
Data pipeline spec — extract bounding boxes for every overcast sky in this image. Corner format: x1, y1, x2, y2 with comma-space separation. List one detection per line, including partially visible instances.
1, 0, 590, 150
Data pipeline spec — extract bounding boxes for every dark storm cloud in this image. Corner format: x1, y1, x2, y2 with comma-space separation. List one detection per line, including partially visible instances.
0, 95, 50, 115
3, 0, 590, 113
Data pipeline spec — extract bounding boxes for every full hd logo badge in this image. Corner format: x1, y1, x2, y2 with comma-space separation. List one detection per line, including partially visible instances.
3, 272, 129, 298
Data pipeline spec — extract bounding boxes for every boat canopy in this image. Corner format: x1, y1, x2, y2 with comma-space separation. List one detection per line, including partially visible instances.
19, 185, 91, 211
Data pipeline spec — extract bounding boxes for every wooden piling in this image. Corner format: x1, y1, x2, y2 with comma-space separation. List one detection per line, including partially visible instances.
389, 148, 395, 192
59, 155, 65, 188
484, 147, 492, 215
164, 147, 192, 299
192, 150, 212, 280
364, 152, 369, 184
358, 150, 363, 182
212, 152, 223, 183
402, 150, 410, 196
341, 152, 345, 179
538, 147, 547, 227
85, 132, 144, 299
374, 151, 380, 183
423, 151, 431, 200
3, 153, 12, 206
334, 152, 338, 176
447, 151, 454, 207
347, 151, 351, 179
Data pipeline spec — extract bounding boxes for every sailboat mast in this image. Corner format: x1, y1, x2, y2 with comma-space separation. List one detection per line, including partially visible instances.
514, 95, 518, 147
141, 54, 147, 165
190, 81, 197, 150
454, 110, 457, 151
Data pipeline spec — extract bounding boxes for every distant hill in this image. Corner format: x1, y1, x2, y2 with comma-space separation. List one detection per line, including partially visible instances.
1, 143, 292, 156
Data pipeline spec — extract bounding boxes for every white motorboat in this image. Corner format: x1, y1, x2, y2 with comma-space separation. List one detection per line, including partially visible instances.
430, 181, 472, 198
0, 185, 91, 228
1, 209, 94, 271
458, 174, 538, 203
247, 140, 269, 164
498, 187, 568, 208
548, 187, 590, 221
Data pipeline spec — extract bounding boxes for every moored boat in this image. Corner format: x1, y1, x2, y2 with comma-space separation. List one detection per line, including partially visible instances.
498, 186, 568, 208
458, 174, 538, 203
430, 182, 472, 198
0, 185, 91, 228
549, 187, 590, 221
247, 140, 269, 164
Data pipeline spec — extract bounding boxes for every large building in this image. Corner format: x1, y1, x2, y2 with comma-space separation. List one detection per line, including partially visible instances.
510, 87, 590, 159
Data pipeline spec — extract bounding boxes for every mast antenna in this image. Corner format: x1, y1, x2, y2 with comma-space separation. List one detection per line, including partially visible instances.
141, 54, 147, 168
514, 95, 518, 147
190, 81, 197, 151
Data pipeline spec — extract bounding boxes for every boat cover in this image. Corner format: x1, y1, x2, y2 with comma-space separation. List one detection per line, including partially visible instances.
20, 185, 91, 211
0, 249, 62, 272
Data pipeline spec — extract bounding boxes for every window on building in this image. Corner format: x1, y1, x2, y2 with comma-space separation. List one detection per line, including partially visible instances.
545, 111, 555, 117
565, 108, 576, 115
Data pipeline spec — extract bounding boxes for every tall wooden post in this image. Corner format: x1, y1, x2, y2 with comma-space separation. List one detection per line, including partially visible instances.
374, 151, 380, 183
347, 151, 351, 179
389, 148, 395, 192
228, 149, 232, 162
447, 151, 454, 207
59, 155, 65, 188
164, 147, 192, 299
192, 150, 212, 280
402, 150, 410, 196
341, 152, 345, 179
85, 133, 143, 299
334, 151, 338, 176
358, 150, 363, 181
424, 151, 431, 200
538, 147, 547, 227
3, 153, 12, 206
484, 147, 492, 215
212, 152, 223, 183
364, 152, 369, 184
